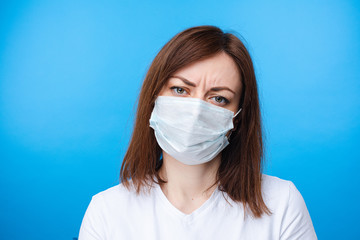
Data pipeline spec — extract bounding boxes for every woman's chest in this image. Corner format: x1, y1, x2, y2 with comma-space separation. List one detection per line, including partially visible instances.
104, 199, 280, 240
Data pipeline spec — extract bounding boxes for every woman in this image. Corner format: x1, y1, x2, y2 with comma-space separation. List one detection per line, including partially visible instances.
79, 25, 317, 240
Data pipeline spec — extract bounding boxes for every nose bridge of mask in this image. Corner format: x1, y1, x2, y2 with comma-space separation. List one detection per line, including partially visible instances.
156, 96, 234, 133
192, 98, 236, 133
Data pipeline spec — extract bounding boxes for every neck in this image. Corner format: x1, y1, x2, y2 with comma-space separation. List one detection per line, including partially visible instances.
158, 151, 220, 201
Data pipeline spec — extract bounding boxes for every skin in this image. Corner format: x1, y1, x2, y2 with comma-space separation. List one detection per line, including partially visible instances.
157, 51, 242, 215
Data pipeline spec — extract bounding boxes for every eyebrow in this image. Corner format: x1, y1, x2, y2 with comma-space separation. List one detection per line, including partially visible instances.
170, 75, 236, 95
170, 75, 196, 87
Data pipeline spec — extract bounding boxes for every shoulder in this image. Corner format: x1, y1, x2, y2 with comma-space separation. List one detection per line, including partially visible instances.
259, 174, 293, 210
261, 173, 292, 190
90, 180, 152, 209
79, 181, 154, 239
82, 183, 133, 220
260, 174, 317, 239
92, 183, 131, 202
261, 174, 308, 208
260, 174, 306, 215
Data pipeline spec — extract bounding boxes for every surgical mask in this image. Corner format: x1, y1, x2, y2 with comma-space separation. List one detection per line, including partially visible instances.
149, 96, 241, 165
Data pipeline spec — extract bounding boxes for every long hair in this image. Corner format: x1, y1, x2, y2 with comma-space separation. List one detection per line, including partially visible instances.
120, 25, 271, 218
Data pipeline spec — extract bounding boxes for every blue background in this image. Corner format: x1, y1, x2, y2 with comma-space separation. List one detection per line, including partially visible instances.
1, 0, 359, 239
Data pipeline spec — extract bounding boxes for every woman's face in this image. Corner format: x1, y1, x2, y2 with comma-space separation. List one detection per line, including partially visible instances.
159, 51, 242, 113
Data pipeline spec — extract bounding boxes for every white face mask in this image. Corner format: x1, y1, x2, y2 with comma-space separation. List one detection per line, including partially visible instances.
149, 96, 241, 165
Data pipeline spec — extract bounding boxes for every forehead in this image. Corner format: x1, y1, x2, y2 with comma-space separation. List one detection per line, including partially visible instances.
171, 51, 241, 88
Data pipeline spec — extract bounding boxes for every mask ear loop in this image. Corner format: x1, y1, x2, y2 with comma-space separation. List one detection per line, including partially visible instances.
233, 108, 242, 118
227, 108, 242, 141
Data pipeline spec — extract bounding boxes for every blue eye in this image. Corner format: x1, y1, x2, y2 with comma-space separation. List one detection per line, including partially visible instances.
170, 86, 188, 95
211, 96, 229, 105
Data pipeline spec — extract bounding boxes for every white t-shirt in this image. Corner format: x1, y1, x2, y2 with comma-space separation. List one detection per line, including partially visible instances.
78, 174, 317, 240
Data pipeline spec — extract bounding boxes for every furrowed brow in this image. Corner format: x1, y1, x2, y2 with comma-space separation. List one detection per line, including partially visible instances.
170, 75, 197, 87
210, 87, 235, 95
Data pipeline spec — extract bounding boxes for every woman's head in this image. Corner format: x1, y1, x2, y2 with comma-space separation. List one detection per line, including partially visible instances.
120, 25, 270, 218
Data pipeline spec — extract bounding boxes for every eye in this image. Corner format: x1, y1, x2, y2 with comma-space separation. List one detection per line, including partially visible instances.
170, 86, 188, 95
211, 96, 229, 105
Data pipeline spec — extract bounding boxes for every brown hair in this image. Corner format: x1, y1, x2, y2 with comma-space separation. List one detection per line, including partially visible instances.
120, 25, 271, 218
